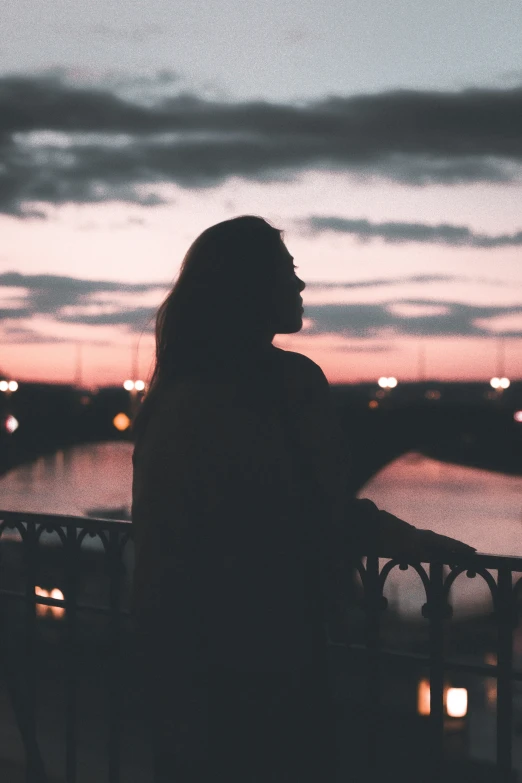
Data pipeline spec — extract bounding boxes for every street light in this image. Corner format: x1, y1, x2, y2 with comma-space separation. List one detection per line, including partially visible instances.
4, 415, 19, 434
113, 412, 131, 431
0, 379, 19, 392
490, 377, 510, 390
377, 376, 398, 389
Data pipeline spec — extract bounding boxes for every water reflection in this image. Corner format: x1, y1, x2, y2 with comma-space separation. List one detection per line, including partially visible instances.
1, 444, 522, 615
360, 451, 522, 617
0, 441, 133, 518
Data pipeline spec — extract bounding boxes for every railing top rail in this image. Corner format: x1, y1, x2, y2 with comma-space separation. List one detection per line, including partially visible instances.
0, 508, 131, 531
2, 509, 522, 571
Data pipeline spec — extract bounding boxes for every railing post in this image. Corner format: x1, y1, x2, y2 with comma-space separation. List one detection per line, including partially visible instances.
427, 559, 445, 782
108, 530, 122, 783
496, 564, 514, 781
364, 552, 382, 776
65, 524, 78, 783
24, 519, 48, 783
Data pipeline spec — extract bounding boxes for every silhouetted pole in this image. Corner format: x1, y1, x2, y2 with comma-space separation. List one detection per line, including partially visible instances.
74, 344, 83, 388
130, 339, 141, 420
132, 339, 139, 382
418, 342, 426, 383
496, 338, 506, 378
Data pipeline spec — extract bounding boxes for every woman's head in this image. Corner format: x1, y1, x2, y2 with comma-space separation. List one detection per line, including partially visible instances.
151, 214, 305, 384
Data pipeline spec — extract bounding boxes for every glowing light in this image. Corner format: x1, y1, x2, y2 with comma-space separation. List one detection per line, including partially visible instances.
134, 379, 145, 391
368, 400, 379, 409
50, 588, 65, 618
0, 381, 8, 392
35, 586, 65, 619
123, 379, 135, 391
446, 688, 468, 718
5, 415, 19, 434
490, 377, 500, 389
7, 380, 18, 391
113, 412, 131, 431
425, 390, 441, 401
514, 411, 522, 423
417, 679, 430, 716
378, 377, 398, 388
499, 377, 510, 389
35, 586, 49, 617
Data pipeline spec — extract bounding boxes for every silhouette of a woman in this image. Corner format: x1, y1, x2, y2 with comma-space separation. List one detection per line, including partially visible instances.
131, 215, 474, 782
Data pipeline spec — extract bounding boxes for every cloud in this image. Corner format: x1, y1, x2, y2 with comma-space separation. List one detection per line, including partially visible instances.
302, 216, 522, 248
0, 271, 166, 312
1, 74, 521, 214
0, 271, 165, 334
57, 306, 156, 330
304, 300, 522, 338
3, 270, 522, 342
306, 274, 462, 289
1, 325, 83, 344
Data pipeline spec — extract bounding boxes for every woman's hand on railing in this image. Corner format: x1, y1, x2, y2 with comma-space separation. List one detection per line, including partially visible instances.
393, 528, 477, 563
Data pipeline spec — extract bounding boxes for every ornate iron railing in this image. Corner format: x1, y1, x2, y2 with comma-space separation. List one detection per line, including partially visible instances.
0, 509, 521, 782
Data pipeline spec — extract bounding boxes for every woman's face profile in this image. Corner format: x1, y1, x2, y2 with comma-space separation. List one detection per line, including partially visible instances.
268, 240, 306, 335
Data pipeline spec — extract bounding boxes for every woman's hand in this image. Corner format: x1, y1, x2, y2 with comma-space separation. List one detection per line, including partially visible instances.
395, 528, 476, 562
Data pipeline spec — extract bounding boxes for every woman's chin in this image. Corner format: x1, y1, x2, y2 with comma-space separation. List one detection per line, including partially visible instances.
275, 317, 303, 335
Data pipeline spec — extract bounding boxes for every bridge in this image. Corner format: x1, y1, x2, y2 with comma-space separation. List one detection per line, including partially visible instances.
1, 380, 521, 489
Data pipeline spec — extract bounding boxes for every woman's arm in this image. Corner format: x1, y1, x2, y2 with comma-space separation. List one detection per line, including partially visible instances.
279, 350, 476, 560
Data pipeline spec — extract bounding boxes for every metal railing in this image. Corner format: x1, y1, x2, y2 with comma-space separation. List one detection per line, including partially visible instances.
1, 509, 521, 782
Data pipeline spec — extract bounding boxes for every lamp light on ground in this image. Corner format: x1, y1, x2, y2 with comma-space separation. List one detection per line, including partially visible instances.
5, 415, 19, 434
417, 679, 468, 719
134, 379, 145, 391
377, 376, 388, 388
387, 376, 398, 388
7, 380, 18, 391
0, 381, 8, 392
514, 411, 522, 423
417, 678, 430, 716
490, 377, 500, 389
499, 377, 510, 389
123, 379, 135, 391
35, 586, 65, 619
113, 412, 131, 431
446, 688, 468, 718
50, 588, 65, 619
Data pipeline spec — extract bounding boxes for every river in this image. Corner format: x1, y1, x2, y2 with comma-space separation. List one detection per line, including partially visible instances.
1, 441, 521, 616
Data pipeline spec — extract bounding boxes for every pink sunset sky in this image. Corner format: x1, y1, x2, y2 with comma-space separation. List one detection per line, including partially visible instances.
1, 1, 521, 387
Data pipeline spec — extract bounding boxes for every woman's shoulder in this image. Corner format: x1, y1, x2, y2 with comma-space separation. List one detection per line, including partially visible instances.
272, 348, 329, 396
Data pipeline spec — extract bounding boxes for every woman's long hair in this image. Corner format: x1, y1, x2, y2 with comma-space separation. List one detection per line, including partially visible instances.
133, 215, 284, 438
